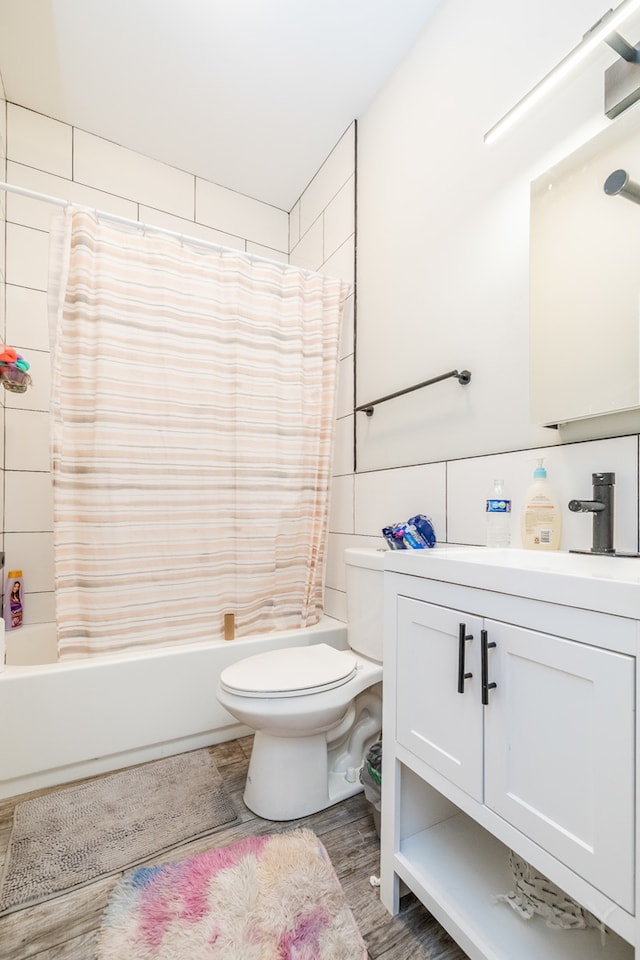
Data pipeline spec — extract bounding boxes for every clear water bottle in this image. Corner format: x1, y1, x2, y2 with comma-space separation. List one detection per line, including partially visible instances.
486, 479, 511, 547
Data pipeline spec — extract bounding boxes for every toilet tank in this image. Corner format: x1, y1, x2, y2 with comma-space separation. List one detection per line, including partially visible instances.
345, 548, 385, 662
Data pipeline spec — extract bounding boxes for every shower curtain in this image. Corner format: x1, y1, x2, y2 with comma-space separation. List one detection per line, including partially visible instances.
48, 208, 350, 659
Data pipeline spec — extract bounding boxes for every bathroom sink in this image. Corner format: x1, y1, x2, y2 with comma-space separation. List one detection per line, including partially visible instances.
445, 547, 640, 577
384, 546, 640, 618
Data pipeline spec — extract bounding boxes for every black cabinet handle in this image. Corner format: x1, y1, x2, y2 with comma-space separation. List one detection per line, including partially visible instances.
457, 622, 473, 693
481, 629, 497, 705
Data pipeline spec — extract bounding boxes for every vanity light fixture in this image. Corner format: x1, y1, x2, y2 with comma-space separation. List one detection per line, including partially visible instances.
484, 0, 640, 145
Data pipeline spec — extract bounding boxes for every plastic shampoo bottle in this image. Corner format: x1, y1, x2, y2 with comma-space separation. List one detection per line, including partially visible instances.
521, 459, 561, 550
4, 570, 23, 630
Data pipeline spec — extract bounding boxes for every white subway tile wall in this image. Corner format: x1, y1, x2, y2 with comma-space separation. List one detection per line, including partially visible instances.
339, 296, 354, 362
5, 409, 49, 472
0, 85, 6, 163
5, 223, 49, 290
298, 126, 356, 237
324, 587, 347, 622
289, 124, 357, 622
0, 98, 4, 253
331, 415, 354, 480
137, 204, 246, 251
322, 236, 355, 287
354, 463, 447, 542
195, 177, 288, 252
7, 104, 72, 178
74, 128, 194, 218
289, 201, 300, 250
4, 532, 54, 594
5, 285, 48, 350
0, 201, 4, 278
7, 162, 139, 229
328, 474, 355, 536
335, 355, 354, 421
5, 471, 53, 532
324, 176, 355, 263
289, 216, 323, 272
325, 532, 376, 597
246, 241, 289, 264
0, 204, 4, 283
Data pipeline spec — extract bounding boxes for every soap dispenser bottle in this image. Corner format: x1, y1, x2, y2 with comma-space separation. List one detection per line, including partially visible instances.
521, 459, 561, 550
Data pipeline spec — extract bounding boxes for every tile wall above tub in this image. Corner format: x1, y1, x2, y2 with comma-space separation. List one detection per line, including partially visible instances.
0, 100, 295, 625
1, 104, 356, 626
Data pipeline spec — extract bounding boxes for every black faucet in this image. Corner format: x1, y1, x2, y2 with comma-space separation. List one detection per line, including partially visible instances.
568, 473, 616, 555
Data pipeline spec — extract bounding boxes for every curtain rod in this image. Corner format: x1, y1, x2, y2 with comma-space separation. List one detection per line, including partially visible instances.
0, 180, 299, 273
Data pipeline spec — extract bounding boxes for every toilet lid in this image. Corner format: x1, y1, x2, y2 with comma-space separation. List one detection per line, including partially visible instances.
219, 644, 358, 698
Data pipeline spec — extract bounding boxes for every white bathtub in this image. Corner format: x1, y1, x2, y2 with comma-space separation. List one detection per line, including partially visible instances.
0, 617, 348, 800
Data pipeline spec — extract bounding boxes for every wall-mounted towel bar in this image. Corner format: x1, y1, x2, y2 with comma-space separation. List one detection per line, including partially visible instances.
355, 368, 472, 416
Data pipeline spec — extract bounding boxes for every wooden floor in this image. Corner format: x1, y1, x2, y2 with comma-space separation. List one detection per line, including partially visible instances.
0, 737, 469, 960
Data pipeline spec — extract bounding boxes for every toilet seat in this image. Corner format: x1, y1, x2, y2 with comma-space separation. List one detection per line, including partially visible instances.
219, 643, 358, 698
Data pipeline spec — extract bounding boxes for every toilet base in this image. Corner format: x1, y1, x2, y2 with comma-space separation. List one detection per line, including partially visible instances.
242, 687, 382, 821
243, 730, 364, 820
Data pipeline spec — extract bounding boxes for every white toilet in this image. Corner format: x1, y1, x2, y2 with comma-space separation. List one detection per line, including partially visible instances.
216, 548, 384, 820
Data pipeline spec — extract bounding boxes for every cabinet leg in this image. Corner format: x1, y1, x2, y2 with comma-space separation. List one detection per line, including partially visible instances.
380, 868, 400, 916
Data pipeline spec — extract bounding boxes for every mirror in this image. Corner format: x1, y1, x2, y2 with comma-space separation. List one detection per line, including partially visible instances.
530, 103, 640, 427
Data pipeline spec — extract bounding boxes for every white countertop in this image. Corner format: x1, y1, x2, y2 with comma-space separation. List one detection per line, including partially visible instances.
384, 546, 640, 620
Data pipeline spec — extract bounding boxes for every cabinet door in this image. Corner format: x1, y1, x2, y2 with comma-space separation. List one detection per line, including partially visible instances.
484, 620, 635, 912
396, 598, 484, 801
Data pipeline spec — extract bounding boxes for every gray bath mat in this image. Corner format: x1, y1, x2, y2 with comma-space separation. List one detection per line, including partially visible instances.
0, 749, 237, 915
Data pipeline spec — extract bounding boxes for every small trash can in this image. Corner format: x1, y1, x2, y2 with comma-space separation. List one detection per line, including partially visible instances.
360, 739, 382, 836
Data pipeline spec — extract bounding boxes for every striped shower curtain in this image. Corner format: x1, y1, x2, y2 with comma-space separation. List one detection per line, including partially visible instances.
47, 209, 350, 659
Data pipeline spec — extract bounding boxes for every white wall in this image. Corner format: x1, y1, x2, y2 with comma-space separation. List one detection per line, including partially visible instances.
324, 0, 640, 613
0, 93, 355, 627
357, 0, 620, 469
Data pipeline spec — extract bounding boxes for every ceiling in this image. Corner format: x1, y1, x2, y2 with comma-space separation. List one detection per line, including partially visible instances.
0, 0, 442, 210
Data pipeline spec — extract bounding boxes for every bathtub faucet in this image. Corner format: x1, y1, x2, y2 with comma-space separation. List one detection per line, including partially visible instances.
568, 472, 615, 555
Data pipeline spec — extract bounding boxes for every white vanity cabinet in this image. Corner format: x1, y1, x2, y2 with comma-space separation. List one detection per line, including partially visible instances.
381, 550, 640, 960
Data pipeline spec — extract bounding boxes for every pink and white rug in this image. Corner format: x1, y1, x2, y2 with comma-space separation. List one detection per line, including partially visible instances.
96, 828, 367, 959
